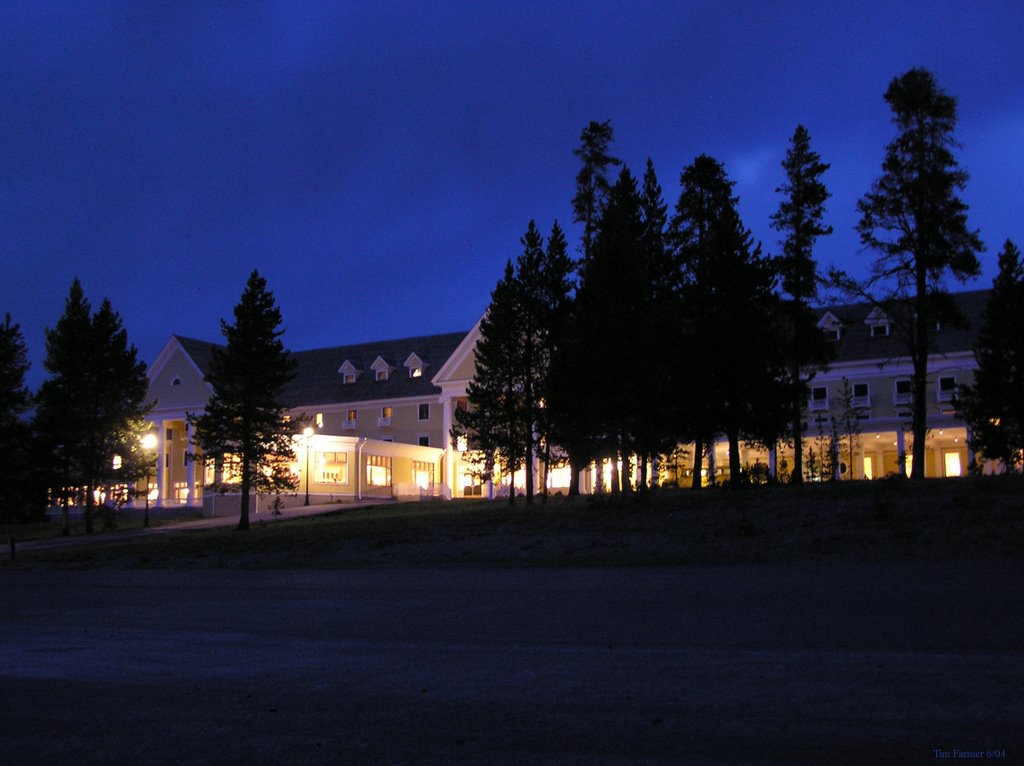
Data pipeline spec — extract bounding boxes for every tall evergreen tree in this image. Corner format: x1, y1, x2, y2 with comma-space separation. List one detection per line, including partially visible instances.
35, 280, 150, 533
770, 124, 834, 483
0, 314, 33, 522
958, 240, 1024, 470
458, 221, 576, 503
845, 67, 983, 479
191, 271, 298, 530
635, 158, 677, 488
456, 260, 527, 503
534, 221, 575, 502
572, 119, 621, 263
560, 167, 651, 494
670, 155, 783, 487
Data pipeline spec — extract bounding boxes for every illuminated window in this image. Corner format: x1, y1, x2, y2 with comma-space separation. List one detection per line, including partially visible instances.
314, 412, 323, 428
461, 472, 482, 496
315, 451, 348, 484
366, 454, 392, 486
412, 460, 433, 490
346, 409, 357, 422
409, 366, 422, 378
343, 372, 355, 384
375, 369, 388, 382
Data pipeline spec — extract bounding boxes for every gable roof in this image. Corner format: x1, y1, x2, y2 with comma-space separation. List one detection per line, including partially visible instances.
171, 331, 469, 408
816, 289, 986, 364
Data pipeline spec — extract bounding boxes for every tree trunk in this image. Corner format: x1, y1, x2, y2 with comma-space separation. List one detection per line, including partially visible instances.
911, 267, 929, 480
85, 479, 94, 534
238, 462, 250, 531
568, 453, 581, 497
728, 427, 742, 487
690, 437, 703, 490
791, 360, 804, 485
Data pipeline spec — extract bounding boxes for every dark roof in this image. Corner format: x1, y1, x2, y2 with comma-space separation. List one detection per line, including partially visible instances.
173, 335, 219, 375
173, 331, 469, 408
816, 289, 987, 364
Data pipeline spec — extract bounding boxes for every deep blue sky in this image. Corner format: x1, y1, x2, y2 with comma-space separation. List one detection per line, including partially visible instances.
3, 1, 1022, 389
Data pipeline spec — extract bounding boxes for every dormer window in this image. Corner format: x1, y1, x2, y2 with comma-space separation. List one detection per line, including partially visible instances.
816, 311, 842, 341
370, 356, 393, 382
404, 352, 426, 379
865, 307, 891, 338
338, 360, 360, 385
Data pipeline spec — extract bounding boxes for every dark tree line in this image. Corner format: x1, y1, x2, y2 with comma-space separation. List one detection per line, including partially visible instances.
463, 67, 1013, 492
465, 121, 831, 492
32, 279, 151, 533
1, 271, 298, 532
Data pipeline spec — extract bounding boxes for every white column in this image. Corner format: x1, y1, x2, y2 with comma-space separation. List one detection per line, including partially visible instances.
185, 424, 197, 506
768, 446, 777, 479
441, 394, 454, 499
154, 421, 166, 508
896, 429, 907, 477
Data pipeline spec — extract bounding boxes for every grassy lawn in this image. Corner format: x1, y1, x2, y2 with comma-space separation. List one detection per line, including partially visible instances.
6, 476, 1023, 570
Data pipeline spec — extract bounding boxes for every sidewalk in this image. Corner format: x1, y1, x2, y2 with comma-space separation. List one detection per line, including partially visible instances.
6, 500, 389, 555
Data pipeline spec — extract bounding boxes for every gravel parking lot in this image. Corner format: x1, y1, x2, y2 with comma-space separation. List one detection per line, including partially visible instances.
1, 563, 1021, 765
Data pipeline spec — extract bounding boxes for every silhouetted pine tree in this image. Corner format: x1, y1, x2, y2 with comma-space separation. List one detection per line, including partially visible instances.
35, 280, 150, 533
572, 119, 621, 264
0, 314, 33, 522
958, 240, 1024, 470
456, 260, 527, 503
841, 68, 983, 479
771, 124, 834, 484
191, 271, 297, 530
670, 155, 783, 488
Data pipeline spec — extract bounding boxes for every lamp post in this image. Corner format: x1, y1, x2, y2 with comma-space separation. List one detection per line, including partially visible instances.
303, 426, 314, 506
141, 432, 158, 528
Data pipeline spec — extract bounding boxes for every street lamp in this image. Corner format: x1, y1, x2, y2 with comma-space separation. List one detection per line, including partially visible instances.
141, 432, 158, 528
303, 426, 314, 506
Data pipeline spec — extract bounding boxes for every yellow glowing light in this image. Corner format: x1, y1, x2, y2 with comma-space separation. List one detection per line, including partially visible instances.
141, 433, 158, 451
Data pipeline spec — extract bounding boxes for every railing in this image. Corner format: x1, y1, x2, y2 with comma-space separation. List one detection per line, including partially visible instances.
809, 399, 829, 412
377, 416, 392, 427
851, 395, 871, 409
342, 420, 357, 431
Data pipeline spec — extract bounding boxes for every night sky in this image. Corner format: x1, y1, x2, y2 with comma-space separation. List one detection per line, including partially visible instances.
3, 2, 1022, 389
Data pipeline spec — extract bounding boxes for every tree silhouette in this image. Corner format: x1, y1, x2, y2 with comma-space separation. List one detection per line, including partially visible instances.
35, 280, 150, 533
839, 68, 983, 479
191, 271, 298, 530
771, 125, 834, 484
958, 240, 1024, 470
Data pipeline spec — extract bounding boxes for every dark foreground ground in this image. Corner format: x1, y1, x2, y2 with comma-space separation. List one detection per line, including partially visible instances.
2, 563, 1021, 765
